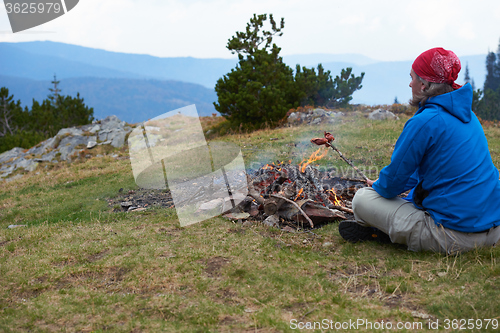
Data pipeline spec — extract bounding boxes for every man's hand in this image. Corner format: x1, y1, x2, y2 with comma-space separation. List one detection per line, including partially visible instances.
366, 178, 377, 187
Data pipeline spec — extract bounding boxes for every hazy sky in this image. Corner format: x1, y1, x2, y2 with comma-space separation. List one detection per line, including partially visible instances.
1, 0, 500, 61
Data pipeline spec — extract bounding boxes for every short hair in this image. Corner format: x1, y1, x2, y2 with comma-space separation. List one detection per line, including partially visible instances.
410, 74, 454, 107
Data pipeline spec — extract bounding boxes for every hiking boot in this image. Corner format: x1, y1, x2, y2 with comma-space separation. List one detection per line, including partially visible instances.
338, 220, 392, 244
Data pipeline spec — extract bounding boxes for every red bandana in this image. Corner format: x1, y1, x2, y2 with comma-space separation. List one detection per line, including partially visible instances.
412, 47, 462, 90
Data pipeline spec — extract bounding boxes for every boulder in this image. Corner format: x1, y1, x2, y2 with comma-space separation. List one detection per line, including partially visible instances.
0, 147, 25, 164
287, 112, 299, 123
312, 108, 327, 117
58, 136, 90, 161
57, 127, 84, 137
15, 157, 38, 172
0, 115, 133, 179
368, 109, 398, 120
100, 115, 126, 131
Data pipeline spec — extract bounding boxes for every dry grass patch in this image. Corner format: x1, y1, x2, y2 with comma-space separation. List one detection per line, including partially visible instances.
1, 114, 500, 331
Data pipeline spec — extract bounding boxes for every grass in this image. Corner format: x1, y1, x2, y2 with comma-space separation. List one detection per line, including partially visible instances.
1, 112, 500, 332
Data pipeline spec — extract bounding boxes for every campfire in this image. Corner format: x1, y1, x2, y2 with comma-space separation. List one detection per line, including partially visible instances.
231, 132, 368, 229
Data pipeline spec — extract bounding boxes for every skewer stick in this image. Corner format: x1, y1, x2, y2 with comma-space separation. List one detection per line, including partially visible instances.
326, 143, 369, 182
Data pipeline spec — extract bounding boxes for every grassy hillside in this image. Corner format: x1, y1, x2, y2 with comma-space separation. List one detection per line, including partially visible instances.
1, 113, 500, 332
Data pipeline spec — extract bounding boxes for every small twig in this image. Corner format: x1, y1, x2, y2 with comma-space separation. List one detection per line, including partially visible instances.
303, 230, 322, 238
327, 143, 369, 182
299, 308, 317, 321
270, 194, 314, 228
339, 177, 368, 183
331, 205, 354, 215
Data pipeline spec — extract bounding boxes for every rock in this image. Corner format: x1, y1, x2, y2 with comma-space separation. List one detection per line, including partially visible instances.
57, 127, 84, 137
0, 115, 132, 180
110, 131, 127, 148
311, 117, 323, 125
368, 109, 398, 120
7, 224, 27, 229
287, 112, 299, 123
263, 214, 279, 228
312, 108, 327, 117
329, 111, 345, 117
242, 221, 253, 227
34, 150, 58, 163
198, 198, 224, 212
0, 147, 25, 164
322, 242, 333, 247
30, 137, 58, 155
100, 115, 126, 131
129, 207, 146, 212
81, 124, 101, 133
87, 140, 98, 149
98, 127, 131, 148
223, 212, 250, 220
121, 201, 133, 208
57, 135, 90, 161
0, 164, 16, 178
59, 135, 89, 148
15, 158, 38, 172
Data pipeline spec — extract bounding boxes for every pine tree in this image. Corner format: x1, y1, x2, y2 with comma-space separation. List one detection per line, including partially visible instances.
0, 87, 22, 137
464, 62, 471, 85
214, 14, 298, 129
0, 78, 94, 153
477, 39, 500, 120
48, 74, 61, 106
215, 14, 365, 130
484, 52, 499, 92
294, 64, 335, 107
327, 68, 365, 108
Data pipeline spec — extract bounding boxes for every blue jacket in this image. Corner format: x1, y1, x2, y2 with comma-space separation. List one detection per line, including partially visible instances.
372, 83, 500, 232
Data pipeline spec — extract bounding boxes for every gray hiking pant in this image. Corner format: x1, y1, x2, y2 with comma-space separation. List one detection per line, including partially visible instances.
352, 187, 500, 254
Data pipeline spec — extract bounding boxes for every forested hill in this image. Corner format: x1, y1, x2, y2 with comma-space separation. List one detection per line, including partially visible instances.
1, 75, 218, 123
1, 41, 488, 120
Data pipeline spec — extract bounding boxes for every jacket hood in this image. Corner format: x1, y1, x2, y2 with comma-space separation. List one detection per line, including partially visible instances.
422, 83, 473, 123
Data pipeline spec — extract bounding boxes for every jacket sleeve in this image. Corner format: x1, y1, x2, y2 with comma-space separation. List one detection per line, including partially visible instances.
372, 115, 436, 198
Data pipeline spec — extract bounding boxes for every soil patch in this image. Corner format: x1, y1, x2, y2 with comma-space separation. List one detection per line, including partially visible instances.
108, 188, 173, 212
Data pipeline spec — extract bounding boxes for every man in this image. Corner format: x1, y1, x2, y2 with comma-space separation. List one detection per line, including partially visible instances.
339, 47, 500, 254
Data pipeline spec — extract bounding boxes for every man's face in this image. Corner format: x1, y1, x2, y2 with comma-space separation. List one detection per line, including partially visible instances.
409, 69, 425, 100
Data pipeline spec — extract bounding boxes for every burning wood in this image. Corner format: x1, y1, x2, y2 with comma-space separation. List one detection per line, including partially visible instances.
299, 147, 328, 173
212, 131, 369, 229
226, 157, 365, 229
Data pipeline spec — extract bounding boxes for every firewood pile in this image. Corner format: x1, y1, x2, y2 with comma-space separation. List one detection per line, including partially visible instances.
231, 159, 367, 229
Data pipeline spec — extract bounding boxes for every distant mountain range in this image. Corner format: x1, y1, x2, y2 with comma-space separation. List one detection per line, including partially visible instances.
0, 41, 489, 122
0, 75, 218, 123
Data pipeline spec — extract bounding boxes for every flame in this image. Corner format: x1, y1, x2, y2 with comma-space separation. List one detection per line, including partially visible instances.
299, 148, 328, 173
326, 188, 343, 206
295, 188, 304, 201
